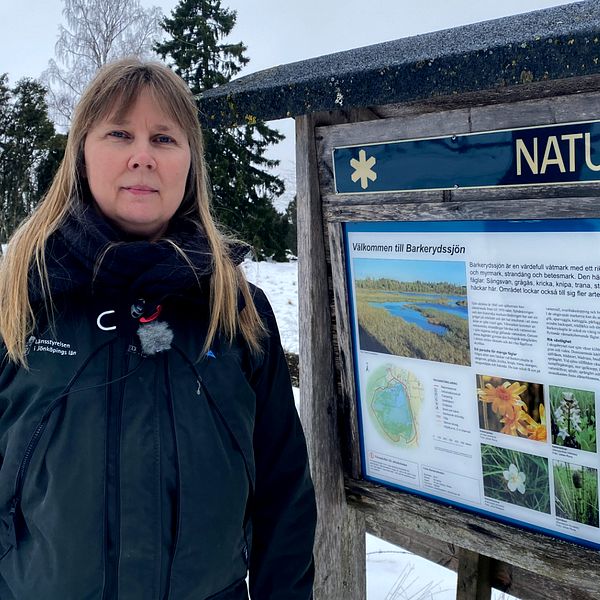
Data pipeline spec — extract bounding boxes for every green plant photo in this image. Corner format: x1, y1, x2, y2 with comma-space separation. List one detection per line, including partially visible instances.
549, 385, 597, 452
553, 461, 599, 527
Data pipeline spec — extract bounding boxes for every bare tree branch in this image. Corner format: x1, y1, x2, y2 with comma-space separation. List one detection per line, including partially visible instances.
41, 0, 163, 129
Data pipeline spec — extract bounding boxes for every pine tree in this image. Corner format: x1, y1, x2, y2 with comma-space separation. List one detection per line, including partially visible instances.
36, 133, 68, 200
155, 0, 289, 260
0, 76, 57, 243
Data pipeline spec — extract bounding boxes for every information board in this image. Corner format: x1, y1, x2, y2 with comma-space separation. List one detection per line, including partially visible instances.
345, 219, 600, 548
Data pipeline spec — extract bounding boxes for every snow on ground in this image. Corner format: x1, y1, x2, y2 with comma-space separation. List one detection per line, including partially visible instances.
366, 536, 457, 600
244, 259, 516, 600
242, 259, 299, 354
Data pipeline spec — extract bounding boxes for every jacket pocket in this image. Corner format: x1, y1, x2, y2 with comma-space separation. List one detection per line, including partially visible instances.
166, 350, 255, 599
198, 376, 256, 495
174, 345, 257, 495
0, 339, 112, 559
0, 392, 68, 558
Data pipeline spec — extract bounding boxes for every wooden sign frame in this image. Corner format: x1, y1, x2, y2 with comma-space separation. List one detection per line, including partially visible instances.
297, 86, 600, 600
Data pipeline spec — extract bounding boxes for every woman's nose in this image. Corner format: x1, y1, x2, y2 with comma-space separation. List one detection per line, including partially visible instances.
128, 145, 156, 170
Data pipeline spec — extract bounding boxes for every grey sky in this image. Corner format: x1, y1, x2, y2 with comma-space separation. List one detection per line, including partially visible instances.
0, 0, 578, 203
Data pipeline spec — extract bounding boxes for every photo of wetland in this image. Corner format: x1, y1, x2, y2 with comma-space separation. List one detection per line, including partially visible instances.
354, 258, 470, 366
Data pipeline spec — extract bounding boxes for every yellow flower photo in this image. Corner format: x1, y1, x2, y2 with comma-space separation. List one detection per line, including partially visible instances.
477, 375, 546, 442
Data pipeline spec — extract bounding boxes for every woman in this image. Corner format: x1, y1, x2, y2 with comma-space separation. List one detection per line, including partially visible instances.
0, 59, 316, 600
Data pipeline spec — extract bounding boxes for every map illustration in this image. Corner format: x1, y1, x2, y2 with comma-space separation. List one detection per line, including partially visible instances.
366, 365, 424, 447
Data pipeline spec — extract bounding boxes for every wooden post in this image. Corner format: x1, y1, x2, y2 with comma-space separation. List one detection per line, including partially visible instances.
456, 548, 492, 600
296, 113, 366, 600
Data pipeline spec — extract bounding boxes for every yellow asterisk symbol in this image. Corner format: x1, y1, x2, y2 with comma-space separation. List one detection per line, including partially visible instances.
350, 149, 377, 190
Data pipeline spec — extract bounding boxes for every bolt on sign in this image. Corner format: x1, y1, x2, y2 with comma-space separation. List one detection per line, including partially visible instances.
333, 120, 600, 193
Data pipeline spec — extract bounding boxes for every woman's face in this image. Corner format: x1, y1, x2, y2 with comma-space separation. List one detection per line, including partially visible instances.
83, 88, 191, 240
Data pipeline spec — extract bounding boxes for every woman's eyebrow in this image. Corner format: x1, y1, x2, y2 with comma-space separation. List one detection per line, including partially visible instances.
106, 118, 176, 132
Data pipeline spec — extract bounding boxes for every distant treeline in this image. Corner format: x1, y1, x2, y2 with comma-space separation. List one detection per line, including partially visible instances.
356, 277, 466, 296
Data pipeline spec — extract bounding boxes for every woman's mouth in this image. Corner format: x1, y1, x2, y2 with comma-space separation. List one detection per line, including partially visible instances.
123, 185, 158, 195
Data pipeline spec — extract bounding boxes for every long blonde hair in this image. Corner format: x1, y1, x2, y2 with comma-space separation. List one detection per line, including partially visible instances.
0, 58, 264, 365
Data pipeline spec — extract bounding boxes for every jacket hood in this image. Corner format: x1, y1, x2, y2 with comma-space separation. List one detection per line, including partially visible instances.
30, 204, 248, 308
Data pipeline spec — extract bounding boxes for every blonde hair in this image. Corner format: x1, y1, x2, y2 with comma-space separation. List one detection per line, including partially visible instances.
0, 58, 264, 365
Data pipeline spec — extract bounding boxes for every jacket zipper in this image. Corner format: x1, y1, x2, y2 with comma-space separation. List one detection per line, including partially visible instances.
103, 335, 133, 600
13, 392, 71, 504
164, 353, 181, 599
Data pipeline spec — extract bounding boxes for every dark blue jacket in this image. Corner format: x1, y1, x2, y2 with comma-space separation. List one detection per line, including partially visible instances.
0, 210, 316, 599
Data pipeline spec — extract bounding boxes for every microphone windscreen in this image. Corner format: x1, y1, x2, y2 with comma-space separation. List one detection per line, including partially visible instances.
137, 321, 174, 355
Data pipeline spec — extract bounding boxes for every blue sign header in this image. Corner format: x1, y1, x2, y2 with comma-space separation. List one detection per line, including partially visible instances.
333, 120, 600, 194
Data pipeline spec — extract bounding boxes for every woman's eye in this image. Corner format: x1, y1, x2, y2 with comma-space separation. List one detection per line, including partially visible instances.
108, 130, 129, 139
155, 134, 175, 144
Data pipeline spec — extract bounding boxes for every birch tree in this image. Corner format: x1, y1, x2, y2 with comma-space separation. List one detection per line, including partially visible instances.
43, 0, 162, 127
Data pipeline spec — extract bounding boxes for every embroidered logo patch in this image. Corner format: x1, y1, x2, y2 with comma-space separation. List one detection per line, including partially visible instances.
28, 336, 77, 357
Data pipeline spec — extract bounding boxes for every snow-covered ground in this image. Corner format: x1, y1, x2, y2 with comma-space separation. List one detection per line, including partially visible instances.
243, 258, 515, 600
242, 259, 299, 354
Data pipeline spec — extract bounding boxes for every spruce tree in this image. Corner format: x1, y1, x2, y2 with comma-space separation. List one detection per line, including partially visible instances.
0, 77, 57, 243
155, 0, 288, 260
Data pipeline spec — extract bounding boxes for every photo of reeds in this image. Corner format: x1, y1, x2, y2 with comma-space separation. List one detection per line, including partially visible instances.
354, 258, 470, 366
477, 375, 546, 442
481, 444, 550, 513
549, 385, 597, 452
553, 461, 599, 527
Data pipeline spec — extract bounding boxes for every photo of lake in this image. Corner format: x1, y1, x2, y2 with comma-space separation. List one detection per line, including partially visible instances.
354, 258, 471, 366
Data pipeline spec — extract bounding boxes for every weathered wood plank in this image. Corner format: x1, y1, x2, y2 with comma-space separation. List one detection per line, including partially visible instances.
324, 196, 600, 222
456, 548, 492, 600
365, 516, 458, 571
500, 562, 596, 600
327, 223, 361, 479
347, 478, 600, 598
296, 114, 365, 600
468, 90, 600, 131
370, 75, 600, 121
321, 183, 600, 208
320, 88, 600, 157
323, 189, 446, 207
